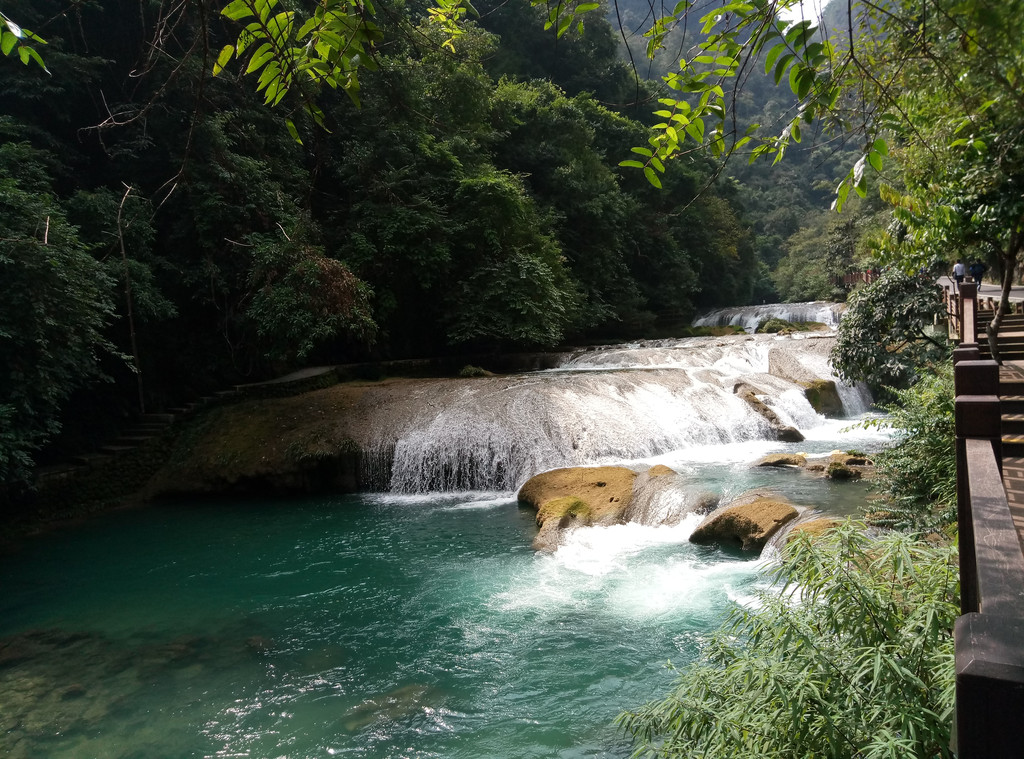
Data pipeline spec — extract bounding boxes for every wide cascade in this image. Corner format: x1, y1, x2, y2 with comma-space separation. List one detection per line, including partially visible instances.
368, 326, 871, 494
692, 301, 844, 332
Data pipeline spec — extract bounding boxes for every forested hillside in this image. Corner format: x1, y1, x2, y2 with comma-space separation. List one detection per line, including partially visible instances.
606, 0, 884, 303
1, 0, 768, 487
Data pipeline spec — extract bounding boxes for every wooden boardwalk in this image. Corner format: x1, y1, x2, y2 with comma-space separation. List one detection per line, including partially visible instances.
998, 361, 1024, 550
952, 290, 1024, 758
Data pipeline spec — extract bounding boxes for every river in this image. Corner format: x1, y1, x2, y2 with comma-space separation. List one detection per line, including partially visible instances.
0, 317, 891, 759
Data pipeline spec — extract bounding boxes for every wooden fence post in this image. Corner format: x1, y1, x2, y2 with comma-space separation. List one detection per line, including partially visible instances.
960, 280, 978, 343
954, 356, 999, 615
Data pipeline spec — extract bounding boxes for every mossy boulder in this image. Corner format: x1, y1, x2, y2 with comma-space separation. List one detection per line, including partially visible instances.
754, 453, 807, 468
690, 493, 799, 552
648, 464, 676, 477
825, 461, 862, 480
458, 365, 494, 378
756, 317, 798, 334
830, 452, 873, 467
801, 379, 844, 417
518, 466, 638, 551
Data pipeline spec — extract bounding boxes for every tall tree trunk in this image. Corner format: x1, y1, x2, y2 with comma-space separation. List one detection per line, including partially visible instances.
987, 229, 1024, 363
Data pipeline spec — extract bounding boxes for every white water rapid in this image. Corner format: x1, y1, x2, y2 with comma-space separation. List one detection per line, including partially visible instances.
692, 301, 844, 332
365, 327, 874, 494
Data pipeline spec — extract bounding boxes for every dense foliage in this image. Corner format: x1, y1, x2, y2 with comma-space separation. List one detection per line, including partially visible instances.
618, 522, 959, 758
0, 0, 766, 485
830, 268, 949, 390
867, 365, 957, 531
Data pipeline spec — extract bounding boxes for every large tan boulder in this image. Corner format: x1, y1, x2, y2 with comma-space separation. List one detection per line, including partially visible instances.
518, 466, 639, 551
786, 517, 842, 542
754, 453, 807, 468
690, 493, 799, 552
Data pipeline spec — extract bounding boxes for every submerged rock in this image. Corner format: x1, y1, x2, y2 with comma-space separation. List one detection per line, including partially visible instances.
341, 683, 439, 732
690, 492, 799, 552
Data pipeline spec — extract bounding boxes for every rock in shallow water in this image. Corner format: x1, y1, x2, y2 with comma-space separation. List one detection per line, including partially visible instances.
518, 466, 638, 551
754, 453, 807, 468
689, 493, 799, 552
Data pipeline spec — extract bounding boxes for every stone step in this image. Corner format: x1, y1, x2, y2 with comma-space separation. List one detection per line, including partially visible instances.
1003, 396, 1024, 414
100, 444, 137, 454
1002, 436, 1024, 458
1004, 415, 1024, 435
73, 453, 113, 466
140, 413, 175, 423
111, 435, 154, 446
125, 423, 167, 434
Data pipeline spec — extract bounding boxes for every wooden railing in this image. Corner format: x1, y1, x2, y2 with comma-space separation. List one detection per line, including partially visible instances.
952, 284, 1024, 757
842, 270, 880, 286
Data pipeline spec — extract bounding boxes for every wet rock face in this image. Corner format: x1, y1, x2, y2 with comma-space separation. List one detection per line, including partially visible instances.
801, 379, 844, 417
689, 493, 800, 552
733, 384, 805, 443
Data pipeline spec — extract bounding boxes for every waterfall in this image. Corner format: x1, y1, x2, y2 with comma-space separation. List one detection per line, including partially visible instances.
693, 301, 845, 333
364, 332, 872, 494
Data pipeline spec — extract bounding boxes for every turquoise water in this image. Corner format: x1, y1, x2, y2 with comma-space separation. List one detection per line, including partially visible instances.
1, 493, 765, 759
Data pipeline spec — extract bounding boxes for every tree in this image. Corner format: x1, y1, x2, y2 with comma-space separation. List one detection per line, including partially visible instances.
830, 267, 948, 391
0, 141, 116, 489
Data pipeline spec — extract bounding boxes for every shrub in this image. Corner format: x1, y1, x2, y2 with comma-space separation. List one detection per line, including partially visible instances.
863, 365, 956, 531
617, 521, 958, 759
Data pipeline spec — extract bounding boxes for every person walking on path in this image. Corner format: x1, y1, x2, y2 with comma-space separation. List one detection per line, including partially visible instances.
969, 260, 986, 284
953, 259, 966, 289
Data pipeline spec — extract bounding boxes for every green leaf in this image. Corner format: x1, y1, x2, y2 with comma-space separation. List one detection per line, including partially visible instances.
213, 44, 235, 76
222, 0, 255, 20
619, 160, 645, 169
24, 45, 47, 72
247, 46, 275, 74
556, 12, 573, 37
285, 118, 302, 144
764, 42, 786, 75
773, 54, 794, 85
0, 31, 16, 56
643, 166, 662, 189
